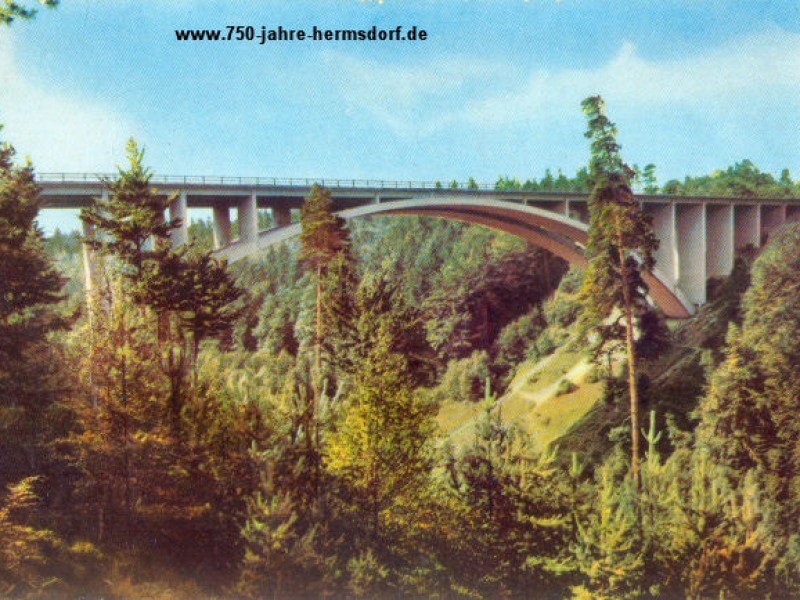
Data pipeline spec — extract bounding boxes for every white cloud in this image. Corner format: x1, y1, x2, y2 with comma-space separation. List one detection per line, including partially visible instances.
327, 51, 507, 137
0, 32, 138, 171
496, 29, 800, 122
330, 28, 800, 135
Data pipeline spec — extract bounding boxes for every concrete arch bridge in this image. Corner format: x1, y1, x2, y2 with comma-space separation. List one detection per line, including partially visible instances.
39, 174, 800, 319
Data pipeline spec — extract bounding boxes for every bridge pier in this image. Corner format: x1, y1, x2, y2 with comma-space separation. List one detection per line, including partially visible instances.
272, 206, 292, 227
706, 204, 734, 279
734, 205, 760, 249
676, 203, 707, 308
787, 205, 800, 223
169, 191, 189, 247
645, 202, 678, 284
212, 206, 233, 249
81, 220, 97, 295
238, 192, 258, 244
761, 204, 786, 243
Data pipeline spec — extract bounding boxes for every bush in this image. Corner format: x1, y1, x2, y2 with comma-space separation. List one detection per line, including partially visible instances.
433, 351, 490, 403
555, 379, 577, 397
527, 331, 556, 362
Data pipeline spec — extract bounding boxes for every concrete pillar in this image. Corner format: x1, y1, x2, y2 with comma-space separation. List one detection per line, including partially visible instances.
761, 204, 786, 243
273, 206, 292, 227
787, 205, 800, 223
734, 204, 759, 249
212, 205, 233, 249
81, 220, 97, 295
676, 203, 706, 308
170, 191, 189, 247
238, 192, 258, 244
644, 202, 677, 284
705, 204, 734, 278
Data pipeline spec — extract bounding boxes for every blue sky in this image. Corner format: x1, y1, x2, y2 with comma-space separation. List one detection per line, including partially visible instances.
1, 1, 799, 232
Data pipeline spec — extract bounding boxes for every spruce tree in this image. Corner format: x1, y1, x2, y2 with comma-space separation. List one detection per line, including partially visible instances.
325, 301, 435, 540
0, 129, 67, 487
0, 130, 65, 360
578, 96, 658, 487
80, 138, 179, 294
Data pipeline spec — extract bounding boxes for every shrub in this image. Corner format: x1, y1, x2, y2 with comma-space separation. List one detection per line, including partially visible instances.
433, 351, 490, 403
555, 379, 577, 397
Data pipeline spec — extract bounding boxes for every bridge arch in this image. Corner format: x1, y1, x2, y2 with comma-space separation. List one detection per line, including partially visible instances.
214, 197, 693, 318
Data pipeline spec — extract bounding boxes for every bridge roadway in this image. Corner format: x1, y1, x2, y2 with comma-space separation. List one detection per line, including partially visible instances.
39, 174, 800, 319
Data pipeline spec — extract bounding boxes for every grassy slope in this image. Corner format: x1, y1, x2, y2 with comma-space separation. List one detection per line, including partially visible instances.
438, 255, 753, 460
438, 342, 602, 451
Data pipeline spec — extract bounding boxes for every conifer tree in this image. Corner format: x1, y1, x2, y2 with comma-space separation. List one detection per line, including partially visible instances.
0, 129, 67, 487
578, 96, 658, 486
0, 129, 65, 360
298, 185, 353, 372
141, 248, 244, 363
326, 307, 434, 540
81, 138, 179, 294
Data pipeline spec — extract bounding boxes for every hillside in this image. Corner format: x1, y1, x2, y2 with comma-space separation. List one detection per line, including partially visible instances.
438, 343, 602, 451
438, 249, 754, 466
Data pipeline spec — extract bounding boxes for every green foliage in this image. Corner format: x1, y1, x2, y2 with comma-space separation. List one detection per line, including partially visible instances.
299, 184, 351, 274
0, 477, 103, 597
699, 223, 800, 530
425, 240, 566, 361
0, 477, 59, 595
441, 393, 577, 596
81, 139, 179, 293
493, 306, 546, 381
662, 159, 799, 199
578, 95, 659, 485
141, 247, 244, 359
0, 130, 70, 508
556, 378, 577, 397
326, 337, 435, 539
571, 452, 644, 599
0, 0, 57, 25
238, 493, 333, 599
299, 184, 355, 374
346, 549, 390, 598
495, 167, 590, 192
0, 133, 66, 361
578, 97, 658, 354
431, 350, 491, 403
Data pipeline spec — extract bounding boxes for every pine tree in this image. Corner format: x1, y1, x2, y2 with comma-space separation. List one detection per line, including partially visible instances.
578, 96, 659, 487
298, 185, 353, 373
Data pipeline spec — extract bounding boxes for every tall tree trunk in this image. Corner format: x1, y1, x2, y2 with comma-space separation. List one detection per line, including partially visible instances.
616, 221, 641, 489
316, 263, 322, 373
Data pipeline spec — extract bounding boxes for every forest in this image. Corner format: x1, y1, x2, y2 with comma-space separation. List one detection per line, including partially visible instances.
3, 82, 800, 599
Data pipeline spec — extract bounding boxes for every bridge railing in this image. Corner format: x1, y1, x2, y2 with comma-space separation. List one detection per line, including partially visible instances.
36, 172, 498, 190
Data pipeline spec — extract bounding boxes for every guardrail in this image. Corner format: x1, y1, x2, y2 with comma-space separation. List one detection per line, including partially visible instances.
35, 173, 800, 203
36, 172, 499, 190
